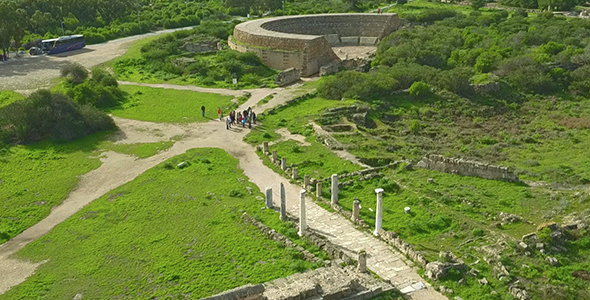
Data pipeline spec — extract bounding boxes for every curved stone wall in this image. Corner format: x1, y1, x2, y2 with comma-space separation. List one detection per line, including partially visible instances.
229, 13, 401, 76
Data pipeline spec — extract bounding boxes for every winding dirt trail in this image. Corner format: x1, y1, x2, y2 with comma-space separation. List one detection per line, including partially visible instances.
0, 82, 445, 299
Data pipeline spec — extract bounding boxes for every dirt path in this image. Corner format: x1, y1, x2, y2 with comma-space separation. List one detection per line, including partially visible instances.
0, 84, 444, 299
0, 26, 195, 95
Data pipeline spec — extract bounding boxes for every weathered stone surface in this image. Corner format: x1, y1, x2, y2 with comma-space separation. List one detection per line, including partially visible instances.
182, 41, 219, 53
498, 212, 528, 224
275, 68, 300, 86
263, 266, 394, 300
200, 284, 265, 300
425, 262, 450, 280
546, 256, 559, 266
416, 154, 519, 182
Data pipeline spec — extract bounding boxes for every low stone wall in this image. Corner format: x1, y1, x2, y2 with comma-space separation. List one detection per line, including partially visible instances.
416, 154, 520, 182
242, 213, 322, 264
378, 229, 429, 268
275, 68, 300, 86
200, 284, 266, 300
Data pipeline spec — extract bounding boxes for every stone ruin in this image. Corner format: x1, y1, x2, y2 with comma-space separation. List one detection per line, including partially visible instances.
201, 266, 394, 300
229, 14, 402, 76
275, 68, 301, 87
181, 41, 221, 53
416, 154, 520, 182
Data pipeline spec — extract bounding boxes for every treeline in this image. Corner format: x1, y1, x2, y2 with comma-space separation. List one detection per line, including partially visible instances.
0, 63, 123, 145
320, 9, 590, 101
227, 0, 388, 15
498, 0, 585, 10
0, 0, 227, 52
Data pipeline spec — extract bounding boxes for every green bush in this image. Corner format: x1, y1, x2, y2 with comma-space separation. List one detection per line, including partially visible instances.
0, 90, 115, 144
472, 228, 485, 237
408, 81, 432, 97
61, 63, 89, 85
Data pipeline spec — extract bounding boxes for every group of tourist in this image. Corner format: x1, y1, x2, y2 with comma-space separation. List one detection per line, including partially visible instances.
0, 53, 9, 62
225, 107, 256, 130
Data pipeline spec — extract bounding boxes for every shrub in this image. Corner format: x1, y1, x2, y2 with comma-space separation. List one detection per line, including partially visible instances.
61, 63, 89, 85
471, 0, 486, 9
229, 189, 243, 197
409, 120, 422, 134
472, 228, 485, 237
513, 8, 528, 17
408, 81, 432, 97
0, 90, 115, 144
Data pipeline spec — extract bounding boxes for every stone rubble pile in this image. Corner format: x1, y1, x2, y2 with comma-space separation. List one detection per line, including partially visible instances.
263, 265, 395, 300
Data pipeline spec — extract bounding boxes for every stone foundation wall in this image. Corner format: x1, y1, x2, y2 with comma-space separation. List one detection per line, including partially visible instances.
242, 213, 322, 264
378, 230, 429, 268
416, 154, 520, 182
200, 284, 266, 300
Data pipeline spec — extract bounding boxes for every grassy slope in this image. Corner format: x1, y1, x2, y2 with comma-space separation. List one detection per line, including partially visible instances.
112, 85, 234, 123
100, 35, 162, 68
0, 91, 24, 108
246, 91, 590, 299
1, 148, 316, 299
0, 132, 178, 244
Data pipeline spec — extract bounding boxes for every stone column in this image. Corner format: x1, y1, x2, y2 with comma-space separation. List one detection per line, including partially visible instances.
280, 183, 287, 221
298, 190, 306, 236
358, 250, 367, 273
374, 188, 384, 236
316, 182, 322, 198
272, 151, 278, 163
263, 142, 269, 154
292, 167, 299, 179
331, 174, 339, 205
281, 157, 287, 170
304, 175, 310, 190
352, 198, 360, 222
265, 187, 273, 208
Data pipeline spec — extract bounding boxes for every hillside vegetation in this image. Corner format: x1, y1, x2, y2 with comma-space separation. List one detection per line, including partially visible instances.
243, 8, 590, 300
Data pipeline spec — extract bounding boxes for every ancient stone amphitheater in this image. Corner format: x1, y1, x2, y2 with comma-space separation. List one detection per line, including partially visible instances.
229, 14, 401, 76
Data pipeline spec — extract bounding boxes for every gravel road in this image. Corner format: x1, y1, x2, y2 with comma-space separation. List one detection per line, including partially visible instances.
0, 26, 194, 95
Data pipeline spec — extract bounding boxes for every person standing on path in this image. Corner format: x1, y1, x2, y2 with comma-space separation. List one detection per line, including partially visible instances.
226, 116, 231, 130
218, 107, 222, 120
201, 105, 205, 117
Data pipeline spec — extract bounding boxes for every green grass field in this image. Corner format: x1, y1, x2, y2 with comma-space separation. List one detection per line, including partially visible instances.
100, 35, 163, 68
0, 131, 180, 245
0, 91, 24, 108
112, 85, 235, 123
1, 148, 316, 299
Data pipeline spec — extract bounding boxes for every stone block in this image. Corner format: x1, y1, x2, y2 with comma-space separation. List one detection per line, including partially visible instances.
275, 68, 300, 86
359, 37, 377, 45
340, 36, 360, 45
324, 34, 341, 45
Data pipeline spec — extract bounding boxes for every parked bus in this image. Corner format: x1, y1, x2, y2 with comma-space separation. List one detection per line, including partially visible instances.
41, 35, 86, 55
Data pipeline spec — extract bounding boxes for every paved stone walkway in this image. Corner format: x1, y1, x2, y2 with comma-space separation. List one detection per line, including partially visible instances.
0, 82, 446, 299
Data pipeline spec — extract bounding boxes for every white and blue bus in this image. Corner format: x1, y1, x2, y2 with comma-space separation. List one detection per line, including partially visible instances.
41, 35, 86, 55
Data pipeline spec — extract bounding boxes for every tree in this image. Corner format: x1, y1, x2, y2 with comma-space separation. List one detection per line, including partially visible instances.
471, 0, 487, 9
